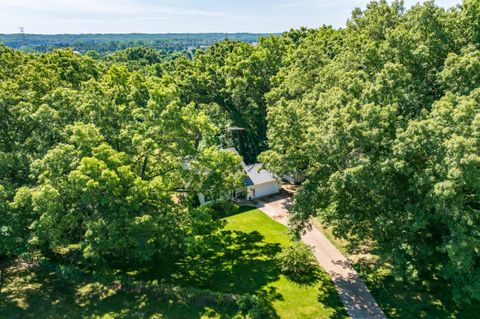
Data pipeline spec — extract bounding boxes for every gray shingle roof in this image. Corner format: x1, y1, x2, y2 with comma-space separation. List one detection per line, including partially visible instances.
224, 148, 277, 186
242, 162, 277, 186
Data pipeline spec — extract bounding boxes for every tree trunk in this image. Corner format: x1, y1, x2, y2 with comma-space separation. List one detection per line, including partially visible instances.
141, 154, 149, 179
0, 264, 5, 294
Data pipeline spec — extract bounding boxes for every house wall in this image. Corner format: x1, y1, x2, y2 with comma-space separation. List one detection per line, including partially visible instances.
247, 181, 280, 200
199, 181, 280, 204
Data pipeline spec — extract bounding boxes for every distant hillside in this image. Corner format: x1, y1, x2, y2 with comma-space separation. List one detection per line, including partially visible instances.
0, 33, 273, 54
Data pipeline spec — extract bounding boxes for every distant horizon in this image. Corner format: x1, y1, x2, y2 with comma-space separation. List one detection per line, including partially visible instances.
0, 32, 275, 36
0, 0, 461, 34
0, 32, 268, 52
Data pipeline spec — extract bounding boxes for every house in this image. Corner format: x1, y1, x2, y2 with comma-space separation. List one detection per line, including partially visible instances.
198, 148, 281, 205
242, 162, 280, 200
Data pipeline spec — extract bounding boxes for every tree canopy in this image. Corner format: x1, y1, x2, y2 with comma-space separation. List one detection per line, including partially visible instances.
261, 0, 480, 303
1, 0, 480, 306
0, 45, 244, 268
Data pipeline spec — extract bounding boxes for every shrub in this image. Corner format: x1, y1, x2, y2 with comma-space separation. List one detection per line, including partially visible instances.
211, 200, 239, 218
276, 242, 320, 285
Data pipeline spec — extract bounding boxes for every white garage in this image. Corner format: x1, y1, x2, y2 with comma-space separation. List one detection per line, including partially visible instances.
243, 163, 281, 200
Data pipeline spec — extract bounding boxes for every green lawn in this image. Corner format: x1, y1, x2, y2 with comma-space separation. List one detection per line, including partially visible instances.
315, 217, 480, 319
223, 208, 348, 319
0, 208, 348, 319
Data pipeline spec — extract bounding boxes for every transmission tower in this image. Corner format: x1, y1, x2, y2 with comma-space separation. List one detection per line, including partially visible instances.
19, 27, 26, 46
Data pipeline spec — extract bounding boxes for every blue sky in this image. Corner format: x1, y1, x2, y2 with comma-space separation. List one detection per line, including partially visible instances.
0, 0, 461, 34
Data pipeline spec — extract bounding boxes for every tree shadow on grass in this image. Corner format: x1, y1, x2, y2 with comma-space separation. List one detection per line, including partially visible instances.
310, 269, 350, 319
0, 227, 285, 318
284, 271, 321, 286
116, 228, 284, 317
354, 258, 480, 319
170, 230, 283, 296
0, 264, 80, 319
0, 264, 242, 319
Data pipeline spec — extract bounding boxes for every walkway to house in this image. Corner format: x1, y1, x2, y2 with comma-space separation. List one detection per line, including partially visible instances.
253, 193, 387, 319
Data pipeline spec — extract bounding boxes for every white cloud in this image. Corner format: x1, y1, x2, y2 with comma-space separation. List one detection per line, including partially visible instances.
0, 0, 462, 34
0, 0, 237, 18
0, 0, 255, 33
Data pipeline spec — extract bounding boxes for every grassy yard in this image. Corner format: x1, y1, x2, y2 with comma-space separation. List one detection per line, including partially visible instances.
315, 217, 480, 319
0, 207, 347, 319
222, 208, 347, 319
0, 264, 215, 319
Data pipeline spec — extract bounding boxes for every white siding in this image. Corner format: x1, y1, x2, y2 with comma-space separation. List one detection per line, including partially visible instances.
248, 181, 280, 199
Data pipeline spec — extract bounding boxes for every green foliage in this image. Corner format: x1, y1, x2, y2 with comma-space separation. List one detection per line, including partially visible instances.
0, 43, 245, 269
262, 0, 480, 304
0, 33, 269, 55
389, 89, 480, 303
275, 242, 320, 285
210, 200, 240, 218
1, 209, 347, 319
439, 45, 480, 95
175, 37, 291, 162
2, 0, 480, 308
0, 184, 14, 257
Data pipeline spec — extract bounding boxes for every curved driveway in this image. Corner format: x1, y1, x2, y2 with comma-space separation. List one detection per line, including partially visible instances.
254, 194, 387, 319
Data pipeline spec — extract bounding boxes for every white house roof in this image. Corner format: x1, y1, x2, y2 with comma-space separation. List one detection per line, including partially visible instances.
224, 147, 278, 186
242, 163, 277, 186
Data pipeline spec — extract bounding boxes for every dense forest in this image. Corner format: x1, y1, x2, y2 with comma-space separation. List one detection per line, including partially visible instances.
0, 33, 268, 55
1, 0, 480, 316
261, 0, 480, 304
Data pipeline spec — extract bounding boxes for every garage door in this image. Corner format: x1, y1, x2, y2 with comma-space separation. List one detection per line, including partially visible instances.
253, 182, 280, 199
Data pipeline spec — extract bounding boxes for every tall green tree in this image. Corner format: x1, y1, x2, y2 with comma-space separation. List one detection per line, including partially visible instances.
0, 46, 244, 269
175, 37, 291, 162
262, 0, 480, 303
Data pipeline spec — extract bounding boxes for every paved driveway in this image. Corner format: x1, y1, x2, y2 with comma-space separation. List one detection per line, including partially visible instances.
254, 194, 387, 319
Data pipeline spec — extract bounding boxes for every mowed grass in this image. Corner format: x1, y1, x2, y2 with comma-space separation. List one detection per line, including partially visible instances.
222, 207, 348, 319
0, 207, 348, 319
315, 217, 480, 319
0, 265, 222, 319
